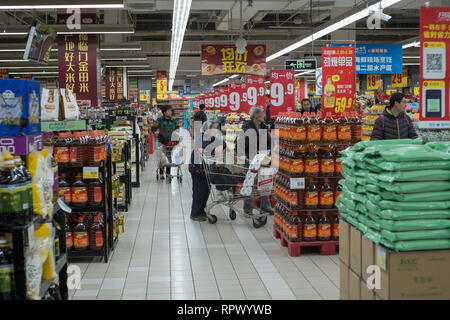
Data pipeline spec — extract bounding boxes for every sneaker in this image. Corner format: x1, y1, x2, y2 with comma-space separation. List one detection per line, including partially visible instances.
190, 215, 207, 222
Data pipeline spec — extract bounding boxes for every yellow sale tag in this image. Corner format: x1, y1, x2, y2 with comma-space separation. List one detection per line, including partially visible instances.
414, 87, 420, 96
392, 68, 408, 88
83, 167, 99, 179
386, 89, 397, 95
367, 75, 381, 90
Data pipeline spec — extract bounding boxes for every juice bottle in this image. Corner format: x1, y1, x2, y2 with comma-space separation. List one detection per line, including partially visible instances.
320, 148, 335, 177
89, 214, 104, 250
88, 173, 103, 206
331, 213, 340, 241
65, 216, 73, 250
307, 112, 321, 142
54, 132, 71, 165
305, 147, 319, 176
71, 173, 88, 207
319, 178, 334, 209
303, 212, 317, 241
337, 113, 352, 144
304, 179, 319, 209
289, 212, 302, 242
317, 212, 331, 241
73, 216, 89, 251
58, 173, 72, 204
324, 77, 336, 109
322, 112, 337, 143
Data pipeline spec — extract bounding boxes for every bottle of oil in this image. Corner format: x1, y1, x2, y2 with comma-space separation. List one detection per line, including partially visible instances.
304, 179, 319, 209
305, 147, 319, 177
319, 178, 334, 209
307, 112, 322, 143
331, 212, 339, 241
317, 212, 331, 241
303, 212, 317, 241
322, 112, 337, 144
320, 148, 335, 177
73, 216, 89, 251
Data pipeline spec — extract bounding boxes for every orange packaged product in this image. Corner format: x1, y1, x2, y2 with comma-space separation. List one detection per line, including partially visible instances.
54, 132, 72, 164
289, 212, 302, 242
320, 148, 335, 176
71, 173, 88, 207
304, 179, 319, 209
322, 112, 337, 143
89, 214, 104, 250
337, 113, 352, 143
70, 131, 88, 167
58, 173, 72, 204
319, 178, 335, 209
303, 212, 317, 241
73, 216, 89, 251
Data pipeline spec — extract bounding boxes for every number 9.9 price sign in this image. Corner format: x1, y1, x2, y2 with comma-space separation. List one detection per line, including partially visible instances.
269, 70, 295, 119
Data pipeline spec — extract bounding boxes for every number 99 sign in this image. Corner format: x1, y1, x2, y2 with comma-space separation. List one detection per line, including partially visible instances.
269, 70, 295, 118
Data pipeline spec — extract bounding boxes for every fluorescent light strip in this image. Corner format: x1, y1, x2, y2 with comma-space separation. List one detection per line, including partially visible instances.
0, 33, 28, 36
57, 31, 134, 35
266, 0, 402, 62
403, 41, 420, 49
295, 70, 315, 77
102, 57, 147, 61
403, 63, 420, 66
0, 49, 24, 52
104, 65, 150, 68
9, 71, 58, 75
0, 4, 124, 9
5, 66, 58, 69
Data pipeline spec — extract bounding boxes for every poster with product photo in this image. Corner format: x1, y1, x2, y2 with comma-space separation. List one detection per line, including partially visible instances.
321, 46, 355, 118
418, 6, 450, 128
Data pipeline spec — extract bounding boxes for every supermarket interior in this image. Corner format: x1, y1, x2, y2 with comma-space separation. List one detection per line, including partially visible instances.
0, 0, 450, 304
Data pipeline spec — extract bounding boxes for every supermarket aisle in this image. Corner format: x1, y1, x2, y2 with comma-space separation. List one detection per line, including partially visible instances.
69, 156, 340, 300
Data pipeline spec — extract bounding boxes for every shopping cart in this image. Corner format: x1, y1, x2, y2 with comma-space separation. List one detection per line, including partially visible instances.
155, 133, 184, 183
202, 154, 273, 228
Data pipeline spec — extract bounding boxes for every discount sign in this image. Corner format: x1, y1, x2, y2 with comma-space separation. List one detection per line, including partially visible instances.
321, 46, 355, 117
246, 76, 266, 108
367, 74, 381, 90
219, 87, 229, 113
214, 90, 221, 109
269, 70, 295, 118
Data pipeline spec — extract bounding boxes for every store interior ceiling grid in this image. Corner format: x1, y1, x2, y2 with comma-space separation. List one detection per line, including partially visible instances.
0, 0, 440, 86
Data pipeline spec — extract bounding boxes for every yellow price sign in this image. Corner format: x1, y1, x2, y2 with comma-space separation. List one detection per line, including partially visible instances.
392, 68, 408, 88
386, 89, 397, 95
140, 93, 148, 101
83, 167, 99, 179
365, 91, 375, 98
367, 75, 381, 90
334, 97, 353, 114
414, 87, 420, 96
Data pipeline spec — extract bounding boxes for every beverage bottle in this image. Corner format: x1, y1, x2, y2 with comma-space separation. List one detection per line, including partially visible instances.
73, 216, 89, 251
304, 179, 319, 209
0, 238, 13, 300
337, 113, 352, 144
296, 114, 307, 142
88, 173, 103, 206
88, 131, 104, 167
303, 212, 317, 241
317, 212, 331, 241
332, 213, 340, 241
89, 214, 104, 251
307, 112, 322, 143
291, 146, 304, 176
10, 156, 31, 225
320, 148, 335, 177
58, 173, 72, 204
322, 112, 337, 144
324, 77, 336, 109
65, 216, 73, 250
289, 212, 302, 242
54, 132, 71, 165
319, 178, 334, 209
305, 147, 319, 177
71, 173, 88, 207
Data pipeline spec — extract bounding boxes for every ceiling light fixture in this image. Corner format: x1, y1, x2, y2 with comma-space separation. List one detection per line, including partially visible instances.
168, 0, 192, 91
4, 66, 58, 69
57, 31, 134, 35
403, 63, 420, 66
104, 65, 150, 68
403, 41, 420, 49
295, 70, 315, 77
100, 47, 141, 51
213, 74, 240, 87
0, 3, 124, 10
0, 32, 28, 36
101, 57, 147, 61
403, 56, 420, 59
266, 0, 402, 62
9, 71, 58, 75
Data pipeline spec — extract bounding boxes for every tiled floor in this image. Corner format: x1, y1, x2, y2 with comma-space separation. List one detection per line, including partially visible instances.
69, 155, 340, 300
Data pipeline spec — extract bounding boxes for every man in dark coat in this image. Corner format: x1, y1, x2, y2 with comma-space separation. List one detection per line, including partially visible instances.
193, 103, 207, 124
371, 92, 418, 140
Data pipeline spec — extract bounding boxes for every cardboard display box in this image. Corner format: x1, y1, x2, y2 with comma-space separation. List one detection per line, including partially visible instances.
376, 245, 450, 300
350, 226, 362, 277
361, 235, 375, 282
339, 219, 351, 266
340, 262, 349, 300
349, 269, 361, 300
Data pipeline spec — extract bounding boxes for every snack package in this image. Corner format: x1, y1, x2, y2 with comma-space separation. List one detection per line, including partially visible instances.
27, 149, 53, 217
0, 79, 41, 136
41, 223, 57, 280
40, 88, 59, 121
59, 88, 79, 120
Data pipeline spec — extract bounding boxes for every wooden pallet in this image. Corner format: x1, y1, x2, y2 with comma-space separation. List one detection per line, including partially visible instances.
273, 225, 338, 257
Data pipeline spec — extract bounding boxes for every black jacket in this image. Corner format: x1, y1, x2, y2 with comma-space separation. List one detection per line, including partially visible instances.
193, 110, 207, 123
371, 107, 418, 140
239, 120, 271, 160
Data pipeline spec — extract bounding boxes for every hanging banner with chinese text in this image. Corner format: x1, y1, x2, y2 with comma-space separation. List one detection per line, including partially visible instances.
201, 44, 266, 76
228, 83, 251, 114
321, 46, 355, 117
156, 70, 168, 100
246, 75, 266, 108
105, 67, 124, 102
269, 70, 295, 119
58, 33, 98, 109
295, 78, 307, 106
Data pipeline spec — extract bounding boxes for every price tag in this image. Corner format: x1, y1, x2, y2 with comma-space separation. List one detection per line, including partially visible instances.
83, 167, 99, 179
57, 197, 72, 213
290, 177, 305, 189
269, 70, 295, 118
116, 116, 128, 121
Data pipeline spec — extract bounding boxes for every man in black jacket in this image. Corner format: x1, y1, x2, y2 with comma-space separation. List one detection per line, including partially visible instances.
193, 103, 207, 124
371, 92, 418, 140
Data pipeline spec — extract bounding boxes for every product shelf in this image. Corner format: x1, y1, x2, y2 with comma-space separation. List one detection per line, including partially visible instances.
39, 253, 67, 297
274, 195, 338, 213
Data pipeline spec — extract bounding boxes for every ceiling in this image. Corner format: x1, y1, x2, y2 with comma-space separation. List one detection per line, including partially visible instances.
0, 0, 439, 86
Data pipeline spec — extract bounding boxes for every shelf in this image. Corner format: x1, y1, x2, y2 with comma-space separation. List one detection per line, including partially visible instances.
41, 120, 87, 132
70, 206, 105, 213
68, 249, 105, 258
39, 253, 67, 297
275, 195, 338, 213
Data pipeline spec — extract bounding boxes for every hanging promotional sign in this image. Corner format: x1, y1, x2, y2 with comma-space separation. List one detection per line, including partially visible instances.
315, 68, 323, 95
419, 6, 450, 128
213, 90, 221, 109
392, 66, 408, 88
201, 44, 266, 76
246, 76, 266, 108
228, 83, 251, 114
156, 70, 168, 100
284, 59, 317, 71
321, 46, 355, 117
295, 78, 307, 106
367, 74, 381, 90
193, 97, 200, 110
105, 67, 124, 102
219, 87, 230, 113
269, 69, 295, 119
355, 44, 402, 74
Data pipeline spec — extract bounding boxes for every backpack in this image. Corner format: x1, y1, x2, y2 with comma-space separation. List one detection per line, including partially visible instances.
380, 113, 410, 130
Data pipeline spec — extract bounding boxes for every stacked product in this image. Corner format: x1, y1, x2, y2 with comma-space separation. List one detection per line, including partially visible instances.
361, 104, 384, 141
337, 139, 450, 251
272, 111, 361, 254
222, 113, 250, 148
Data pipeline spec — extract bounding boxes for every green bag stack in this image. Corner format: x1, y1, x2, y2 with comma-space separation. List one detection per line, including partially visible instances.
337, 139, 450, 252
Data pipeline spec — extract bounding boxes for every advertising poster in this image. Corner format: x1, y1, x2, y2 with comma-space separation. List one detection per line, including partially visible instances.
269, 70, 295, 119
201, 44, 266, 76
246, 75, 266, 108
391, 66, 409, 88
105, 67, 124, 102
321, 46, 355, 117
228, 83, 251, 114
295, 78, 307, 106
419, 6, 450, 128
156, 70, 168, 101
219, 86, 230, 113
355, 44, 402, 74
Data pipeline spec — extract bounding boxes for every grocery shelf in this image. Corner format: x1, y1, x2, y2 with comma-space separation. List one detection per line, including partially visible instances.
274, 195, 338, 213
68, 250, 105, 258
70, 206, 105, 213
39, 253, 68, 297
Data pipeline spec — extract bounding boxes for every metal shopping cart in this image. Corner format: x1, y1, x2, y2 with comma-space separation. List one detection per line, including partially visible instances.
202, 154, 273, 228
155, 133, 184, 183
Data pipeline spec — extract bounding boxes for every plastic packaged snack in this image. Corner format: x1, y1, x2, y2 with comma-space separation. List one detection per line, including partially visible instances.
40, 88, 59, 121
27, 149, 51, 217
381, 229, 450, 242
377, 218, 450, 232
60, 88, 79, 120
39, 223, 57, 280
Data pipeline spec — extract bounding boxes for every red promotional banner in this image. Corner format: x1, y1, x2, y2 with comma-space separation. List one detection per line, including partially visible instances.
228, 83, 246, 113
419, 6, 450, 127
105, 67, 124, 102
213, 90, 221, 110
219, 87, 230, 113
295, 78, 307, 105
246, 76, 266, 108
58, 33, 98, 108
201, 44, 266, 76
205, 92, 214, 110
156, 70, 168, 100
269, 70, 295, 119
321, 46, 355, 117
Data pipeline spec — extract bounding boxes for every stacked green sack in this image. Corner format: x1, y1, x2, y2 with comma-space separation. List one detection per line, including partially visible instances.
336, 139, 450, 252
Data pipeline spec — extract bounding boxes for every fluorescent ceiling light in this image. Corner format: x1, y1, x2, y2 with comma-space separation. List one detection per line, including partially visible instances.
100, 47, 141, 51
0, 4, 124, 10
0, 59, 27, 62
168, 0, 193, 91
266, 0, 402, 62
0, 32, 28, 36
0, 49, 23, 52
213, 74, 241, 87
5, 66, 58, 69
104, 65, 150, 68
403, 63, 420, 66
101, 57, 147, 61
9, 71, 58, 75
265, 80, 269, 84
295, 70, 315, 77
127, 70, 154, 73
403, 41, 420, 49
57, 31, 133, 35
